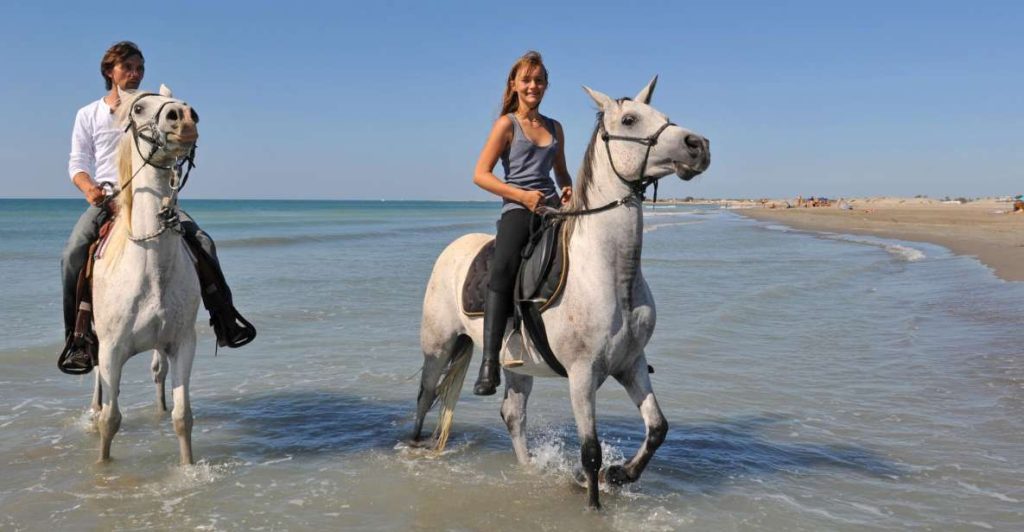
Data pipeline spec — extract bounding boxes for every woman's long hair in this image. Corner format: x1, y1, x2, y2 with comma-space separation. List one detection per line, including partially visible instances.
500, 51, 548, 116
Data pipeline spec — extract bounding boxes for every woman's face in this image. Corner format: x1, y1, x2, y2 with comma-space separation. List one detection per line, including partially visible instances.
512, 65, 547, 110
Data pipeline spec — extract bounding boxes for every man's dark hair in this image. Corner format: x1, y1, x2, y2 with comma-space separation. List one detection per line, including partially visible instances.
100, 41, 144, 90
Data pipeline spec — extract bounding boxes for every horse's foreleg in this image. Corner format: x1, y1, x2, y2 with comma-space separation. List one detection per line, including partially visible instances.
568, 366, 602, 510
608, 354, 667, 486
96, 348, 124, 463
151, 350, 168, 413
169, 334, 196, 465
500, 371, 533, 464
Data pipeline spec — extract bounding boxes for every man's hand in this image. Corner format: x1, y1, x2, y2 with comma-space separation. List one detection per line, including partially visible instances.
84, 184, 106, 206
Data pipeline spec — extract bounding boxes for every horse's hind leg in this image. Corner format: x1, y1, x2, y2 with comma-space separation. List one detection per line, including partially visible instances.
568, 365, 602, 510
607, 353, 668, 486
151, 350, 168, 413
168, 333, 197, 465
410, 350, 449, 444
96, 347, 125, 462
500, 371, 533, 464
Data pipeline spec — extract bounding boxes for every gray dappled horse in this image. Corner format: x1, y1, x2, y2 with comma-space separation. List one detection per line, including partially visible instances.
413, 77, 710, 509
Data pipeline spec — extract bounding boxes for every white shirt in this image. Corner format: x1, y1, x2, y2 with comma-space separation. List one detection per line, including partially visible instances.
68, 98, 121, 186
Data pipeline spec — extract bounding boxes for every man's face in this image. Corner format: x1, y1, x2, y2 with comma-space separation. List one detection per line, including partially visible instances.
108, 55, 144, 90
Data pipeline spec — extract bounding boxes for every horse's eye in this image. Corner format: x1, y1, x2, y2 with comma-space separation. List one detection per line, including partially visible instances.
133, 104, 144, 114
621, 114, 637, 126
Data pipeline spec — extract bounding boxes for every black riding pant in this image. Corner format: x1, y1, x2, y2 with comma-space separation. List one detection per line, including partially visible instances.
488, 208, 544, 296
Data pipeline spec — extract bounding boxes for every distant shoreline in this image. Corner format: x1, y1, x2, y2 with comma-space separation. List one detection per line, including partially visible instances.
733, 197, 1024, 282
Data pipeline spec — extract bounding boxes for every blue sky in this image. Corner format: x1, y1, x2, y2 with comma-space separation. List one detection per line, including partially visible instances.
1, 0, 1020, 200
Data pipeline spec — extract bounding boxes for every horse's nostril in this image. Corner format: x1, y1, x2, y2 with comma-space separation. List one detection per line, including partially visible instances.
167, 110, 178, 121
685, 134, 702, 150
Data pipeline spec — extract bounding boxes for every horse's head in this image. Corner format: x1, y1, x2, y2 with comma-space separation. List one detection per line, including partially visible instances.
116, 84, 199, 165
584, 77, 710, 186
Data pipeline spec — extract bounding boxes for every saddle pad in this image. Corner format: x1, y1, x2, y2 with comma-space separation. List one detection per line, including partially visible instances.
461, 239, 495, 316
93, 218, 116, 260
461, 228, 569, 317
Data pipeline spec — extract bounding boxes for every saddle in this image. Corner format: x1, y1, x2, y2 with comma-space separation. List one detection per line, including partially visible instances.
462, 217, 570, 377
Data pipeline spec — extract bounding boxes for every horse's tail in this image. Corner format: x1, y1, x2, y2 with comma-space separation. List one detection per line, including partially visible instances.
432, 336, 474, 452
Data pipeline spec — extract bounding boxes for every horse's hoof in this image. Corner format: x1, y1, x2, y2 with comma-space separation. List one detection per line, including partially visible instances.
603, 465, 632, 486
398, 437, 439, 451
571, 465, 588, 488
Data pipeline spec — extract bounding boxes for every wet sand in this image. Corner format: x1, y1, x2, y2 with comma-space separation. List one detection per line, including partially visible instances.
738, 199, 1024, 282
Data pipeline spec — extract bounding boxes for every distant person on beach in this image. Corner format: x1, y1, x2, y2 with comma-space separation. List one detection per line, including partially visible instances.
469, 51, 573, 395
59, 41, 253, 373
1014, 195, 1024, 213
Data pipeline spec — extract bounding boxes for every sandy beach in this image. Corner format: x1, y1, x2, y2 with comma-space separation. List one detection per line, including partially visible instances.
736, 198, 1024, 282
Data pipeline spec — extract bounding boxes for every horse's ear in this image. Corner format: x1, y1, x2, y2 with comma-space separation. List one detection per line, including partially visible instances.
583, 86, 614, 110
159, 84, 173, 97
634, 75, 658, 105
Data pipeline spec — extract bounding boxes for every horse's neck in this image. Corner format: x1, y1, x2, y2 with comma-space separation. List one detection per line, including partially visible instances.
121, 163, 181, 265
132, 167, 170, 235
571, 159, 644, 305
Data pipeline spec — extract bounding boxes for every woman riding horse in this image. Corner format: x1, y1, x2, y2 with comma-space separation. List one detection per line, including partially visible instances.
470, 51, 573, 395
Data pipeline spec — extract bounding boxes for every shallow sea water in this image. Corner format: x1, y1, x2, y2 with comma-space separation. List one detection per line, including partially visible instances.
1, 199, 1021, 530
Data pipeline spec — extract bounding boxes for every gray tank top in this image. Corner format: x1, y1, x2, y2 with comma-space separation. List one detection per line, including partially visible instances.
500, 114, 559, 213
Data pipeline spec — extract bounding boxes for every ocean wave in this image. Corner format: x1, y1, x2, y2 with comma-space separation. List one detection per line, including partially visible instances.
756, 222, 927, 262
643, 221, 705, 233
827, 234, 927, 262
643, 209, 708, 218
882, 244, 926, 262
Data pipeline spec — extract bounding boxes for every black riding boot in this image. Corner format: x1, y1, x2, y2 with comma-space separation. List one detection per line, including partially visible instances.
474, 289, 512, 396
186, 235, 257, 349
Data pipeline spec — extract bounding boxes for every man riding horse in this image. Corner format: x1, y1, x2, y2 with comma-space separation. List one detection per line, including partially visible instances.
59, 41, 254, 373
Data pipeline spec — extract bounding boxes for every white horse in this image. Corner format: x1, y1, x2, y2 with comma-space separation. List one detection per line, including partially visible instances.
411, 77, 711, 509
90, 85, 201, 464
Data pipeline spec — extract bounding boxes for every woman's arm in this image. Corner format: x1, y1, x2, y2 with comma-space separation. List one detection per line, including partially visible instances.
473, 116, 545, 212
552, 120, 573, 204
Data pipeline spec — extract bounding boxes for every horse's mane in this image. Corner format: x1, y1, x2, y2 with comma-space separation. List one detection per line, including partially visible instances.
561, 113, 603, 239
100, 93, 147, 266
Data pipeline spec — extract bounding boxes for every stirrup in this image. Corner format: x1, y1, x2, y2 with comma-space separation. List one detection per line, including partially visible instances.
210, 307, 257, 348
57, 333, 97, 375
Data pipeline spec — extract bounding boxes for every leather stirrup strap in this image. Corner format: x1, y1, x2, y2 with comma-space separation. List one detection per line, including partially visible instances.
517, 299, 568, 378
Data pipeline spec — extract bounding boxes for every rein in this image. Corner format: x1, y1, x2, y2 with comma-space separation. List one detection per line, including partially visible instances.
99, 92, 197, 242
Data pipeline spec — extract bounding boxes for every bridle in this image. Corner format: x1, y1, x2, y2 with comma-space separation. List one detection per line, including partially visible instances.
100, 92, 198, 242
546, 110, 676, 219
600, 114, 675, 199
